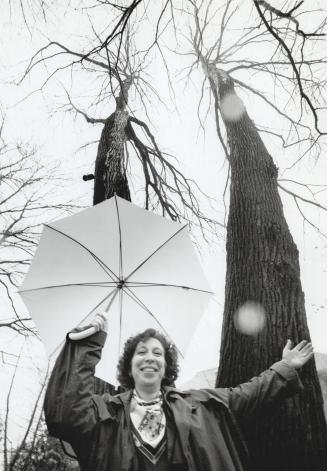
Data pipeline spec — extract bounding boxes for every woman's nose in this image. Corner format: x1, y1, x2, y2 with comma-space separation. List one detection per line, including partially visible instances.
144, 353, 155, 362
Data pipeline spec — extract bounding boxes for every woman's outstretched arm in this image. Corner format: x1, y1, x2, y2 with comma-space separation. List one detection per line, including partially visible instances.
226, 340, 313, 420
44, 313, 110, 443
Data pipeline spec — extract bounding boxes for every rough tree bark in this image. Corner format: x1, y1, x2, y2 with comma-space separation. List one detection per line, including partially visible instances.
93, 78, 132, 205
212, 70, 327, 471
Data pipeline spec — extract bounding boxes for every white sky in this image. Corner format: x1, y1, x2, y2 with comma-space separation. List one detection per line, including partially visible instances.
1, 0, 327, 448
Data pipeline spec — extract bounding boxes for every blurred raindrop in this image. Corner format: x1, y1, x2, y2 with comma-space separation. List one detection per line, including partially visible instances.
221, 93, 245, 122
233, 301, 266, 336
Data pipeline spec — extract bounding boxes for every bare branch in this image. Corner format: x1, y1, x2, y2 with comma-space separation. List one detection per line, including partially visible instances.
278, 183, 327, 213
0, 123, 82, 335
3, 347, 23, 471
9, 365, 50, 470
254, 0, 327, 136
127, 116, 224, 236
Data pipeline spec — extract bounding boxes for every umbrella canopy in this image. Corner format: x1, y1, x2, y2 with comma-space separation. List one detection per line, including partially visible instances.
19, 196, 212, 385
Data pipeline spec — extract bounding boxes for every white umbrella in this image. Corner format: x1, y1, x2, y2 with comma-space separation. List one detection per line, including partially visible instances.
19, 196, 212, 385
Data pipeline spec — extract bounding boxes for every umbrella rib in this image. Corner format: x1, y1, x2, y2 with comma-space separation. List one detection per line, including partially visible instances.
19, 281, 118, 294
76, 287, 118, 325
125, 281, 213, 295
49, 287, 118, 358
122, 286, 184, 358
114, 195, 124, 279
44, 224, 120, 282
118, 288, 123, 356
124, 224, 188, 282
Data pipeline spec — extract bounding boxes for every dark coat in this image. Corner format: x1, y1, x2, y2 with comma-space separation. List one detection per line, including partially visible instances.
44, 332, 303, 471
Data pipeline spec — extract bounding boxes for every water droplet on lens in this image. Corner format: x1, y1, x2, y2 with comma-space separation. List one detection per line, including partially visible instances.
233, 301, 266, 336
221, 93, 245, 122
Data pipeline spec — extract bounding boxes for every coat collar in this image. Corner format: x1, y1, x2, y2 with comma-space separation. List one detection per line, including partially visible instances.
163, 385, 188, 399
106, 388, 133, 408
164, 386, 229, 408
109, 385, 187, 406
108, 385, 228, 407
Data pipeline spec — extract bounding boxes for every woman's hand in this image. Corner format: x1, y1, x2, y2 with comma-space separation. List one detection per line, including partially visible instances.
68, 312, 108, 341
282, 339, 314, 369
90, 312, 108, 333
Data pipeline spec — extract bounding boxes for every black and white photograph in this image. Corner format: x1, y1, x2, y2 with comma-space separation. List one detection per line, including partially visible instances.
0, 1, 327, 470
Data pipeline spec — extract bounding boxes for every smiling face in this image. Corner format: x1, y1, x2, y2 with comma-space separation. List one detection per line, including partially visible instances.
131, 337, 166, 394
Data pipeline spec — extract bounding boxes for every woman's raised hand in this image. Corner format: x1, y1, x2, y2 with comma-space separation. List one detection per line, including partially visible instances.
282, 339, 314, 369
68, 312, 108, 341
90, 312, 108, 333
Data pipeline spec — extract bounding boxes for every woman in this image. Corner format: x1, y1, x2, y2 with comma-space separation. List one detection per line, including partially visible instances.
44, 313, 314, 471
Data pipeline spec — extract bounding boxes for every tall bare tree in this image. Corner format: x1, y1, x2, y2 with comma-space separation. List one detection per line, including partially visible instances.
184, 1, 327, 469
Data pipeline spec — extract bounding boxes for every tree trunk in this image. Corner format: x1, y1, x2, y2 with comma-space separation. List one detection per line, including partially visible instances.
93, 109, 131, 204
214, 71, 327, 470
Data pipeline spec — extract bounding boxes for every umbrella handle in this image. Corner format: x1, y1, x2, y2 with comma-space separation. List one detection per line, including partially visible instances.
68, 326, 97, 341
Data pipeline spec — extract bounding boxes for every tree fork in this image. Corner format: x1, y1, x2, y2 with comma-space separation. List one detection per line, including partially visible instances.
214, 70, 327, 470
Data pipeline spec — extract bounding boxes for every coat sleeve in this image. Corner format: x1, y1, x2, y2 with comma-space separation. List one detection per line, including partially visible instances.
225, 360, 304, 421
44, 330, 112, 443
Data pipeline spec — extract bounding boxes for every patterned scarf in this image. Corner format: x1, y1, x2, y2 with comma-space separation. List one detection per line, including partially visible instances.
130, 389, 166, 448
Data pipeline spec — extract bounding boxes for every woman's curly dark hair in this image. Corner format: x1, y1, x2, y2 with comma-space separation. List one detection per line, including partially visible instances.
116, 328, 179, 389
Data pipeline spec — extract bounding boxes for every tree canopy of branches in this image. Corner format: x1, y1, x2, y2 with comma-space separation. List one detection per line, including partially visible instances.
19, 11, 220, 235
185, 0, 326, 155
0, 116, 81, 334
